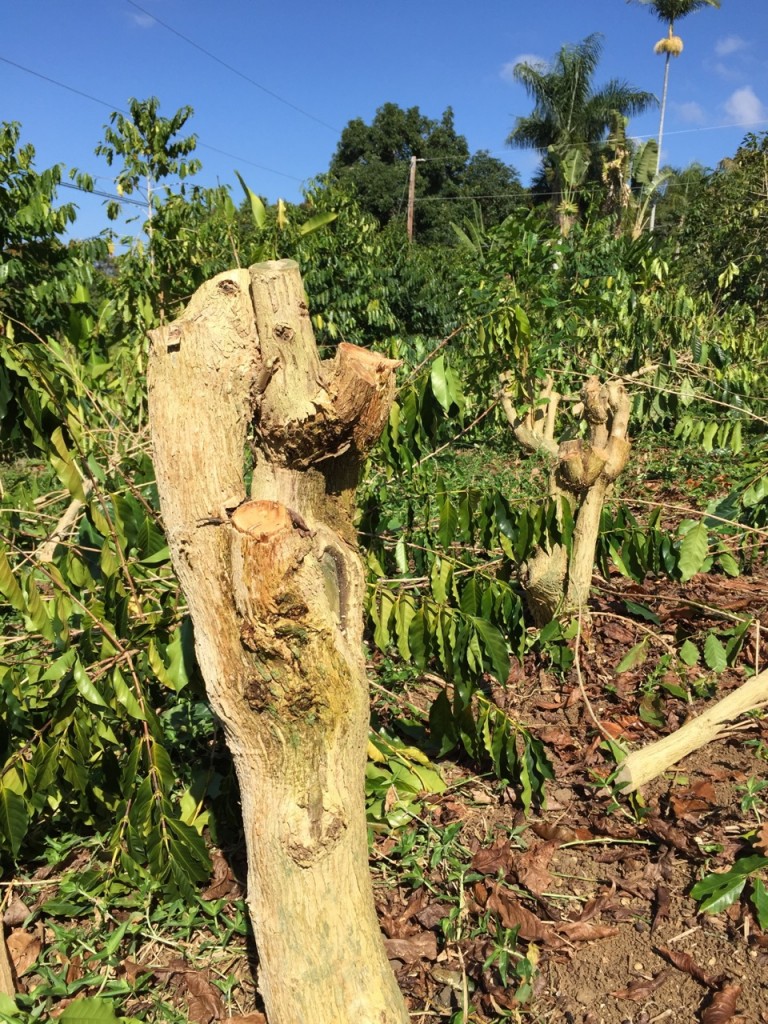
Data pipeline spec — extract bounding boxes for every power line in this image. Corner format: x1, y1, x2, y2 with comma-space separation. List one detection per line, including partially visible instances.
0, 54, 123, 113
58, 180, 145, 208
124, 0, 338, 134
0, 54, 304, 183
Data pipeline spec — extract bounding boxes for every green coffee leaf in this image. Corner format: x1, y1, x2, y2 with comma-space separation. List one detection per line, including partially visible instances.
751, 876, 768, 931
0, 781, 29, 858
678, 522, 709, 582
59, 999, 121, 1024
468, 615, 509, 685
679, 639, 699, 666
615, 640, 648, 674
703, 633, 727, 673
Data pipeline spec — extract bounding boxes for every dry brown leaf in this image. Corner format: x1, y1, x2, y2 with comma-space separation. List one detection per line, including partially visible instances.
515, 841, 557, 895
557, 922, 619, 942
3, 898, 30, 928
415, 902, 451, 930
602, 621, 637, 644
645, 816, 696, 855
575, 884, 617, 924
380, 890, 426, 939
0, 933, 13, 997
537, 726, 577, 749
384, 932, 438, 963
471, 838, 515, 877
701, 983, 742, 1024
530, 822, 592, 844
64, 955, 82, 985
651, 884, 671, 933
485, 884, 561, 946
655, 946, 722, 988
670, 780, 717, 819
119, 959, 153, 985
184, 969, 225, 1024
225, 1015, 267, 1024
611, 969, 671, 1001
754, 823, 768, 857
6, 930, 41, 977
201, 849, 240, 901
153, 958, 224, 1024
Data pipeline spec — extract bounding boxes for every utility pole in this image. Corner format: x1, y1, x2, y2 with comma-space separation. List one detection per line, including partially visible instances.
407, 156, 424, 242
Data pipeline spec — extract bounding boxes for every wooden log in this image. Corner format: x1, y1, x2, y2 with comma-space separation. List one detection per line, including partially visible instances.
615, 668, 768, 793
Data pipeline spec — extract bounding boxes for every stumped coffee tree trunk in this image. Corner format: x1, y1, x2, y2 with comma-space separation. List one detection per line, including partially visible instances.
500, 373, 631, 624
147, 260, 409, 1024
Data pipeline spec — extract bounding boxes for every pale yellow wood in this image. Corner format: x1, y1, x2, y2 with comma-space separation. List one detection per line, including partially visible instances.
148, 261, 408, 1024
616, 668, 768, 792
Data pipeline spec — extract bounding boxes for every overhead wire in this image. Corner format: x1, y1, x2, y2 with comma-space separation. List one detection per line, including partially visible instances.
124, 0, 339, 133
58, 180, 145, 208
0, 54, 304, 183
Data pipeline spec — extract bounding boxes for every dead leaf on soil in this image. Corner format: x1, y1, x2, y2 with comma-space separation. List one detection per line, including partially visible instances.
557, 921, 619, 942
645, 816, 697, 855
154, 958, 225, 1024
701, 983, 742, 1024
611, 968, 671, 1001
537, 726, 578, 749
201, 849, 241, 901
655, 946, 723, 988
515, 841, 557, 895
651, 884, 671, 933
64, 954, 82, 984
119, 959, 153, 985
670, 780, 717, 819
185, 971, 226, 1024
478, 882, 561, 946
754, 823, 768, 856
576, 884, 617, 924
225, 1015, 267, 1024
415, 902, 451, 930
599, 716, 643, 740
3, 898, 30, 928
380, 889, 426, 938
6, 929, 41, 977
384, 932, 438, 963
601, 621, 637, 644
471, 838, 515, 877
530, 822, 592, 844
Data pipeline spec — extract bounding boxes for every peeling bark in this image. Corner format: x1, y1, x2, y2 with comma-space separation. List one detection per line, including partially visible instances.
502, 374, 631, 625
147, 260, 408, 1024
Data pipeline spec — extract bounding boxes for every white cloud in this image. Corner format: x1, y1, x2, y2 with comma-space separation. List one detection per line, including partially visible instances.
724, 86, 766, 126
130, 12, 156, 27
675, 101, 706, 124
715, 35, 746, 57
501, 54, 547, 83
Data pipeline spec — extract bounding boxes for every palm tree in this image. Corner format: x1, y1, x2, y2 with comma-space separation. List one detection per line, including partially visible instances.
628, 0, 721, 230
507, 34, 656, 232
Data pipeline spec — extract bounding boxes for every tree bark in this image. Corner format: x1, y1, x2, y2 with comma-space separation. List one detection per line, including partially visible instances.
503, 374, 631, 625
147, 260, 408, 1024
615, 668, 768, 793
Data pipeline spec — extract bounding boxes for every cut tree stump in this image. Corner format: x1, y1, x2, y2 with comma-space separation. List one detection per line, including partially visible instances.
502, 373, 631, 625
615, 668, 768, 792
147, 260, 409, 1024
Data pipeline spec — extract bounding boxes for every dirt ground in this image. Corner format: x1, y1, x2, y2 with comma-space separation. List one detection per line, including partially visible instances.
372, 566, 768, 1023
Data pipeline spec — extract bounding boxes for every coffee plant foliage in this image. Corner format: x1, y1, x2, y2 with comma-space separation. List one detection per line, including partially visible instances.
2, 109, 768, 898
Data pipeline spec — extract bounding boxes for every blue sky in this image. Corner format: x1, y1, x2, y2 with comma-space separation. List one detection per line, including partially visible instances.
3, 1, 766, 240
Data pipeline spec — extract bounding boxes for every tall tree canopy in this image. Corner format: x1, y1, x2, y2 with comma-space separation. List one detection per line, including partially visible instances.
507, 34, 656, 229
329, 103, 523, 243
627, 1, 721, 230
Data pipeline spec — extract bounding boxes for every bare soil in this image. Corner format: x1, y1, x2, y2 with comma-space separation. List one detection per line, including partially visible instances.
371, 565, 768, 1023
